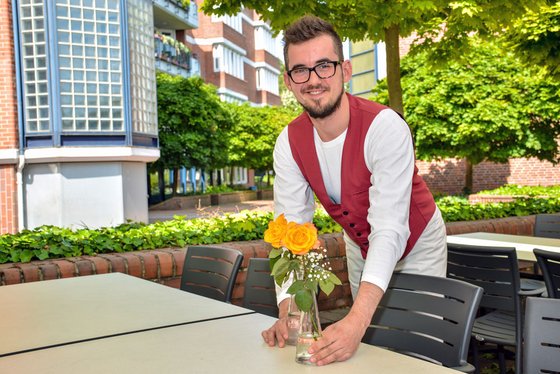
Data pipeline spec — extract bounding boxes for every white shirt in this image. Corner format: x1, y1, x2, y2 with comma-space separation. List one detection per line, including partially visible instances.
273, 109, 417, 301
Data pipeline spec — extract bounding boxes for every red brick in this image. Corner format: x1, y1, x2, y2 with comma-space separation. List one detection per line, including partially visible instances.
162, 277, 181, 289
39, 264, 59, 280
52, 260, 76, 278
154, 251, 174, 278
96, 254, 125, 274
74, 259, 94, 276
167, 248, 186, 277
1, 268, 21, 285
119, 253, 142, 277
88, 256, 110, 274
18, 263, 41, 283
135, 252, 158, 279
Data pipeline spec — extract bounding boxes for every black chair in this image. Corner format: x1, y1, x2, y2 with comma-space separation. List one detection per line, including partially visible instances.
361, 273, 483, 372
534, 214, 560, 239
534, 248, 560, 298
523, 297, 560, 373
180, 246, 243, 303
242, 258, 279, 317
447, 243, 522, 374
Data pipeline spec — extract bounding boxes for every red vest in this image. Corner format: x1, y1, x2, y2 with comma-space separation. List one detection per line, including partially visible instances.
287, 94, 436, 259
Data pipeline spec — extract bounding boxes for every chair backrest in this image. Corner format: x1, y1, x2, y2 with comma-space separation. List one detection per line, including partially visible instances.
242, 258, 279, 317
534, 214, 560, 239
523, 297, 560, 373
180, 246, 243, 303
361, 273, 483, 369
534, 248, 560, 299
447, 243, 521, 315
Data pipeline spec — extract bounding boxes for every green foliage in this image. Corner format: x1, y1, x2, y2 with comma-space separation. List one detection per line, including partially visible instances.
506, 3, 560, 78
437, 196, 560, 222
153, 73, 234, 170
225, 103, 298, 170
372, 37, 560, 166
0, 209, 341, 264
476, 184, 560, 197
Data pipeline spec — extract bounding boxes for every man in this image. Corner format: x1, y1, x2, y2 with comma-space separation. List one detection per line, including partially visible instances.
261, 15, 447, 365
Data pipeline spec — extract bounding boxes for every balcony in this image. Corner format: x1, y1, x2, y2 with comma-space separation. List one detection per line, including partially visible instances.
154, 34, 200, 78
153, 0, 198, 30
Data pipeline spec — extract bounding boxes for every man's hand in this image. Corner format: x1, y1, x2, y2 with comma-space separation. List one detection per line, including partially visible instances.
262, 298, 290, 347
308, 281, 384, 366
261, 317, 290, 347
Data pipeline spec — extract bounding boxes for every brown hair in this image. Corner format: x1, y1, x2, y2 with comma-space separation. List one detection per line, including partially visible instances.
283, 15, 343, 68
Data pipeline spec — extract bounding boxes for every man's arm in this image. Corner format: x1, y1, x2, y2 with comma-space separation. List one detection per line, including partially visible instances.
308, 281, 383, 365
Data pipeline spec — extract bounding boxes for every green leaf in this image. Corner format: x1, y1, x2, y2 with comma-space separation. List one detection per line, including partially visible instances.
268, 247, 282, 259
319, 278, 335, 296
270, 257, 289, 277
295, 289, 313, 312
287, 279, 305, 294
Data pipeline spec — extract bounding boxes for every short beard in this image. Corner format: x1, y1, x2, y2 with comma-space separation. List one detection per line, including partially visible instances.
302, 88, 344, 119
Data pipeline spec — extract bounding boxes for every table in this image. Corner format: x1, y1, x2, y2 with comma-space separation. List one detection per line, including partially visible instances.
0, 273, 253, 357
446, 232, 560, 261
0, 313, 457, 374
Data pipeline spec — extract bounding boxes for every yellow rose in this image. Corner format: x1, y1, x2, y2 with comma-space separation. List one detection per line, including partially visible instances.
264, 213, 288, 248
282, 222, 318, 255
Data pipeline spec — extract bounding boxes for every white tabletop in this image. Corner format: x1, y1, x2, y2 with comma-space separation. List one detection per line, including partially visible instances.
0, 273, 253, 356
0, 313, 457, 374
447, 232, 560, 261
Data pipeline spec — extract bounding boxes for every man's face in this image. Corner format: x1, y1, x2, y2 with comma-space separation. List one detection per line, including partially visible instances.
284, 34, 351, 119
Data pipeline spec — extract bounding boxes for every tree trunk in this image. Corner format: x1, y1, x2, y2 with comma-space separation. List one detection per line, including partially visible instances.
384, 24, 404, 117
157, 165, 165, 202
171, 168, 179, 196
464, 159, 473, 195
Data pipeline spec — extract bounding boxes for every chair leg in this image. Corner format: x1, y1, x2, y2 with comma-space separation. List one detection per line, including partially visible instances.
470, 339, 480, 374
497, 345, 506, 374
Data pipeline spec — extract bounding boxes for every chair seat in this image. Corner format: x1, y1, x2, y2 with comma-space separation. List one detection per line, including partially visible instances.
519, 278, 547, 296
472, 310, 516, 346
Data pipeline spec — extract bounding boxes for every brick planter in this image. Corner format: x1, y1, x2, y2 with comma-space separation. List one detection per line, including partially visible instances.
0, 216, 537, 312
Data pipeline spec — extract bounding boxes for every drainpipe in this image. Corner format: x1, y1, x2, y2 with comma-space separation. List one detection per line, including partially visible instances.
16, 155, 25, 232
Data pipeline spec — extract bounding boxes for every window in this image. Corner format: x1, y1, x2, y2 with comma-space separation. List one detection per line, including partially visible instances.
212, 44, 244, 80
254, 26, 278, 57
211, 13, 243, 34
256, 67, 279, 95
19, 2, 50, 133
55, 0, 124, 132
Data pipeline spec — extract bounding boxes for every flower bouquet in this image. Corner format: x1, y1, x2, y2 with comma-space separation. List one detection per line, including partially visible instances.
264, 214, 341, 364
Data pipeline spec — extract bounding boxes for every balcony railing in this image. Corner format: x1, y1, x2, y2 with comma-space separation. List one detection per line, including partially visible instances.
153, 0, 198, 29
154, 34, 199, 78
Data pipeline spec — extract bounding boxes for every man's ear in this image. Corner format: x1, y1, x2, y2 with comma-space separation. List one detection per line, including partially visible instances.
283, 72, 293, 91
342, 60, 352, 83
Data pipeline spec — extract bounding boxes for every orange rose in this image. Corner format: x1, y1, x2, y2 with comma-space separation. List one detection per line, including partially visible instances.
282, 222, 318, 255
264, 214, 288, 248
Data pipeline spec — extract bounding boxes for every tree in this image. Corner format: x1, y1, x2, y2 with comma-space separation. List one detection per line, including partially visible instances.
507, 2, 560, 79
153, 73, 234, 194
201, 0, 541, 115
372, 37, 560, 192
225, 103, 297, 182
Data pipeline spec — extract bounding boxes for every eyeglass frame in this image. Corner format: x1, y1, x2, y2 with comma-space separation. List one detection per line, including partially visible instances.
286, 60, 342, 84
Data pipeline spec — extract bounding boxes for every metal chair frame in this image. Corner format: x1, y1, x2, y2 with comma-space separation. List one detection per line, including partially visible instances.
180, 246, 243, 303
523, 297, 560, 373
242, 258, 279, 317
447, 243, 522, 374
534, 214, 560, 239
534, 248, 560, 299
362, 272, 483, 372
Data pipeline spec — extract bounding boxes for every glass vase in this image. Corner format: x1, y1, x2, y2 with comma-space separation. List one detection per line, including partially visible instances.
295, 290, 322, 365
286, 268, 304, 346
286, 294, 300, 345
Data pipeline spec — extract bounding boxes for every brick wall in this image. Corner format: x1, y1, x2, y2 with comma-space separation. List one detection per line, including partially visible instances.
0, 216, 537, 311
0, 0, 19, 235
417, 158, 560, 195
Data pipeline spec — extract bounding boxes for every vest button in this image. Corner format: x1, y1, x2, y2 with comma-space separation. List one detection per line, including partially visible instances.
343, 211, 349, 215
356, 232, 362, 237
349, 223, 355, 228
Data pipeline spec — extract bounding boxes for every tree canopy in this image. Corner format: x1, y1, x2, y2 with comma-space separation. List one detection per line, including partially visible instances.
201, 0, 542, 114
372, 37, 560, 191
154, 73, 234, 171
507, 2, 560, 78
225, 103, 298, 171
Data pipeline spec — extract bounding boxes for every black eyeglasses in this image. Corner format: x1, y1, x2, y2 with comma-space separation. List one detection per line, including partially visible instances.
287, 60, 342, 84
